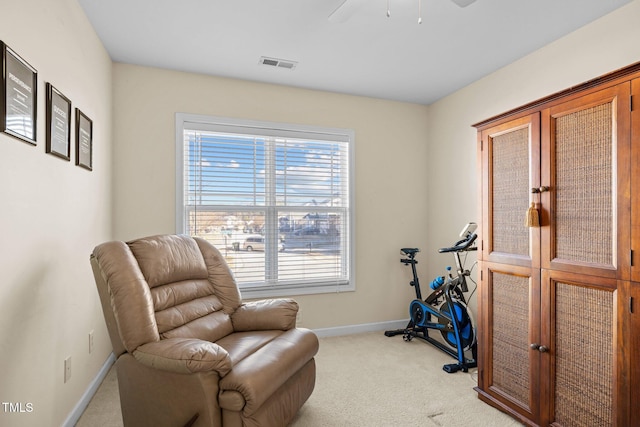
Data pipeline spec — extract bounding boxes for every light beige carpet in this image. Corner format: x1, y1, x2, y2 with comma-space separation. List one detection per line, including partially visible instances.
77, 331, 522, 426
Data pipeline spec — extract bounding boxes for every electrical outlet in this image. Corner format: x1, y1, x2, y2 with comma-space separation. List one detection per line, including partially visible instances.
64, 357, 71, 383
89, 330, 94, 354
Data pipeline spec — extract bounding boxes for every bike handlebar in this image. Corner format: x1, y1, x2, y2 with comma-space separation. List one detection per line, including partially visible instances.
438, 233, 478, 253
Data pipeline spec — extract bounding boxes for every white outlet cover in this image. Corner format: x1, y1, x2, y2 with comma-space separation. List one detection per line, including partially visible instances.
64, 357, 71, 383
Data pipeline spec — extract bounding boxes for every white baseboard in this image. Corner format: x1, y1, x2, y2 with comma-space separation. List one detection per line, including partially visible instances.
62, 352, 116, 427
313, 319, 408, 338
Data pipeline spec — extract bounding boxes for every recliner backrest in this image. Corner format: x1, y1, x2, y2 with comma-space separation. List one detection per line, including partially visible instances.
91, 234, 243, 355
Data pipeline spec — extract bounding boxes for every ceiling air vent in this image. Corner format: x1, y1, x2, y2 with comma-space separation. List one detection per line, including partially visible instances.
259, 56, 298, 70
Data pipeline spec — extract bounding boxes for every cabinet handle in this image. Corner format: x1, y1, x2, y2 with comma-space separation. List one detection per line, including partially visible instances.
530, 343, 549, 353
531, 186, 550, 194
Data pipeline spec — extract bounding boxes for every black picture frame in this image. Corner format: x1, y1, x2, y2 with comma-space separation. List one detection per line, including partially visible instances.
1, 41, 37, 145
45, 83, 71, 160
75, 109, 93, 171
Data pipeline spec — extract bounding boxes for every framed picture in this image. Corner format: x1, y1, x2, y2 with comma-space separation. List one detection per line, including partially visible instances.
75, 108, 93, 170
1, 41, 37, 144
45, 83, 71, 160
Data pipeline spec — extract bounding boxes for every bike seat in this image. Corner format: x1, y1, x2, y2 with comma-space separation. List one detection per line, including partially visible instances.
401, 248, 420, 256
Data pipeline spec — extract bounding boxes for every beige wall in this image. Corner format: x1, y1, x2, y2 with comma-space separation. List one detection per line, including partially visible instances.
424, 0, 640, 283
112, 65, 430, 329
0, 0, 112, 426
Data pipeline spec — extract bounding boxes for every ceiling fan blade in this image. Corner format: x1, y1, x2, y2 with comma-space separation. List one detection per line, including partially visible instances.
450, 0, 477, 7
329, 0, 476, 23
328, 0, 367, 23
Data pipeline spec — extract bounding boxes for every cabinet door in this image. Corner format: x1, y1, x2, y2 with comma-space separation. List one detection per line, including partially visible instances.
477, 262, 540, 423
631, 78, 640, 282
541, 84, 631, 279
631, 285, 640, 424
616, 281, 640, 426
479, 113, 541, 268
541, 270, 617, 427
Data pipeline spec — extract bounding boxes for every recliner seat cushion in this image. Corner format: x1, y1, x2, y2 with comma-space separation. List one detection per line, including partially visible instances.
215, 331, 282, 366
218, 328, 319, 415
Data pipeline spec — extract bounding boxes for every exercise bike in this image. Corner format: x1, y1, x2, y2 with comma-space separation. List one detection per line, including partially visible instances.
385, 223, 478, 373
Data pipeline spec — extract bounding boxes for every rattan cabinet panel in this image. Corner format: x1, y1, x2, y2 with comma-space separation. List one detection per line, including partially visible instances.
554, 103, 613, 265
490, 128, 531, 257
477, 264, 539, 422
546, 275, 615, 427
479, 113, 540, 269
541, 85, 630, 279
474, 66, 640, 427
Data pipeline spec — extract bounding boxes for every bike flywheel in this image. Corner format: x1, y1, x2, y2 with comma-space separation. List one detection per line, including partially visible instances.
438, 299, 476, 351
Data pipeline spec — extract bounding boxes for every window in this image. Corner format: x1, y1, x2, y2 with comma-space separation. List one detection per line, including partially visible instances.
176, 113, 355, 298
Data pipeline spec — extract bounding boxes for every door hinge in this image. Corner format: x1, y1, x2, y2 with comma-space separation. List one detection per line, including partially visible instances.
631, 249, 634, 267
630, 296, 634, 314
631, 95, 634, 112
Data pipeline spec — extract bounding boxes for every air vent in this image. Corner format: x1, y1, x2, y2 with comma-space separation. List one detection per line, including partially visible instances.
259, 56, 298, 70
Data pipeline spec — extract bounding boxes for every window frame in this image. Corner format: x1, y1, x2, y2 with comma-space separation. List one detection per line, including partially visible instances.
175, 112, 356, 298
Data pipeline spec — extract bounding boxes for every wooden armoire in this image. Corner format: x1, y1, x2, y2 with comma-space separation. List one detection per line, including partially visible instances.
474, 62, 640, 427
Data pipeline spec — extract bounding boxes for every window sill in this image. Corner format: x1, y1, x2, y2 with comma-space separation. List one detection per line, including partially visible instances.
240, 281, 355, 299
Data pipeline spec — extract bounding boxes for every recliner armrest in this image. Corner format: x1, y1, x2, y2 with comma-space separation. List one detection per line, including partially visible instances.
231, 299, 298, 332
133, 337, 232, 375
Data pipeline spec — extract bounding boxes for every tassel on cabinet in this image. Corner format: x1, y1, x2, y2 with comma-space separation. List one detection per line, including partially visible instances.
525, 202, 539, 227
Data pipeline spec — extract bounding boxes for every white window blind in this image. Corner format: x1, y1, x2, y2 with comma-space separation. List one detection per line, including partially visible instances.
176, 113, 355, 298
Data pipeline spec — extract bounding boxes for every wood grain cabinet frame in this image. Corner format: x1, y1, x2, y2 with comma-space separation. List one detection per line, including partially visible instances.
475, 62, 640, 427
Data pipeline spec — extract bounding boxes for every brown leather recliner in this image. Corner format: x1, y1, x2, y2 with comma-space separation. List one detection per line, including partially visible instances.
90, 234, 319, 427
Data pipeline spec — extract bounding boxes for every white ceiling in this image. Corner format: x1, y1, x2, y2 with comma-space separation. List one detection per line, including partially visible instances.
77, 0, 631, 105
